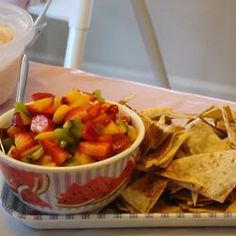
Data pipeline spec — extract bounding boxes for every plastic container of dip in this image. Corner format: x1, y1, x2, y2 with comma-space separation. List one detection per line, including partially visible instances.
0, 3, 35, 105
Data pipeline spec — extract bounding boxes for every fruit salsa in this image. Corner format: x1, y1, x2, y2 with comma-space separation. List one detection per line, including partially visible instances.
0, 89, 138, 167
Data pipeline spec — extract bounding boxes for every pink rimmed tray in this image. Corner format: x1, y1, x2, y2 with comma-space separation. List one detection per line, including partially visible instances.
1, 180, 236, 229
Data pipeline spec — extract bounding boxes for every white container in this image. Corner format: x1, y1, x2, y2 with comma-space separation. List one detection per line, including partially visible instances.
0, 3, 35, 105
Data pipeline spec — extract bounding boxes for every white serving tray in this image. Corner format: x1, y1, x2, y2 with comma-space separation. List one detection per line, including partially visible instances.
1, 180, 236, 229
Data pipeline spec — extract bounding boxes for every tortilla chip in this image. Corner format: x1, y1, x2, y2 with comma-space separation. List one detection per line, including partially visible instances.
199, 118, 227, 139
219, 106, 236, 147
171, 181, 203, 199
121, 174, 168, 213
215, 120, 227, 133
169, 189, 213, 207
159, 150, 236, 203
199, 105, 233, 121
166, 181, 184, 194
140, 131, 188, 169
114, 197, 139, 213
139, 107, 173, 119
151, 199, 183, 213
169, 189, 193, 201
227, 188, 236, 202
118, 94, 136, 105
139, 108, 195, 121
139, 114, 170, 155
222, 105, 234, 122
191, 190, 198, 207
185, 118, 230, 154
226, 201, 236, 213
103, 104, 236, 213
175, 144, 192, 159
178, 202, 228, 213
199, 106, 223, 120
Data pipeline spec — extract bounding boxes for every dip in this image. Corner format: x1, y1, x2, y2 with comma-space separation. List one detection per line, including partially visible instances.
0, 25, 13, 44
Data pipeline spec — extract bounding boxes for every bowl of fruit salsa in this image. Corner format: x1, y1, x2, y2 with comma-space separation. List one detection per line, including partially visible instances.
0, 89, 145, 214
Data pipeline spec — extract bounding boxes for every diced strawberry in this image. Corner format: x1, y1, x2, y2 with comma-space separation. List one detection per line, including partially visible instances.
32, 92, 54, 101
14, 132, 36, 152
93, 113, 111, 126
81, 121, 101, 141
30, 115, 54, 133
98, 134, 113, 142
35, 154, 52, 165
64, 107, 87, 122
112, 133, 131, 154
40, 139, 69, 166
8, 146, 21, 160
106, 104, 119, 115
42, 107, 55, 118
78, 141, 112, 160
11, 112, 25, 129
26, 97, 54, 115
106, 104, 119, 120
85, 103, 106, 121
61, 96, 69, 105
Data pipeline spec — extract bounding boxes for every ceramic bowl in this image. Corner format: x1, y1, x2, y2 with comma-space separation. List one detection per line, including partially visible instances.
0, 103, 145, 214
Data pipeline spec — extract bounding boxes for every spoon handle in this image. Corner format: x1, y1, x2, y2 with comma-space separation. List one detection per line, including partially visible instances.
16, 54, 29, 103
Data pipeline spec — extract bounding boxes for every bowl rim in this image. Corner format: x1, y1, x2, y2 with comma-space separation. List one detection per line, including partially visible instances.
0, 103, 145, 173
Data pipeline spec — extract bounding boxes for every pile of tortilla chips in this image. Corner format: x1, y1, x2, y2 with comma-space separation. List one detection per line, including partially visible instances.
113, 105, 236, 214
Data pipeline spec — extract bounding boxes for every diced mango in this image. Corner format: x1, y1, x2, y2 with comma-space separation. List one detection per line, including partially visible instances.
26, 97, 54, 114
65, 89, 90, 108
117, 121, 128, 134
127, 125, 138, 142
64, 107, 87, 122
52, 105, 73, 124
43, 162, 57, 167
53, 96, 62, 109
74, 151, 96, 165
35, 131, 56, 140
102, 120, 120, 135
36, 154, 52, 165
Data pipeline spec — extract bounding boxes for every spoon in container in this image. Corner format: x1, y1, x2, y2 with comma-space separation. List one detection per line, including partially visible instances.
15, 54, 29, 103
